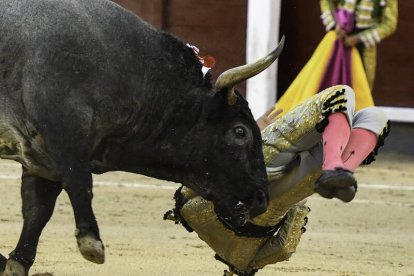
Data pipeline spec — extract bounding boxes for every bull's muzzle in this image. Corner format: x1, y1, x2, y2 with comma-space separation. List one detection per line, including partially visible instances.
247, 189, 269, 218
233, 189, 269, 225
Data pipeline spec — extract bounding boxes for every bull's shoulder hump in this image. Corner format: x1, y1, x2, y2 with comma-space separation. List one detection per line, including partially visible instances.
0, 0, 153, 45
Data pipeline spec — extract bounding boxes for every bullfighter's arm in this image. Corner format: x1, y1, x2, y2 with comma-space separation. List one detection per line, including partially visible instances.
320, 0, 336, 31
256, 108, 283, 131
358, 0, 398, 48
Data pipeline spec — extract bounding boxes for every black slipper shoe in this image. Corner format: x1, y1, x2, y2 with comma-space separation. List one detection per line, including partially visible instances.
333, 186, 357, 202
315, 167, 356, 189
315, 168, 357, 202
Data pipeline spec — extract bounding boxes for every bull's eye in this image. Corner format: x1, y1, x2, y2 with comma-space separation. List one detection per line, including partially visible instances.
234, 126, 246, 138
227, 124, 251, 146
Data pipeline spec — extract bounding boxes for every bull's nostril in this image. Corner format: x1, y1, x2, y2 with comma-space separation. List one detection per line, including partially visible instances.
249, 190, 268, 217
234, 201, 244, 211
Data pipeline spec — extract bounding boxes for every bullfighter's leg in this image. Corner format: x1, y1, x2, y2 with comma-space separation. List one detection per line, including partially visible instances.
262, 85, 388, 203
262, 85, 356, 200
3, 173, 62, 276
342, 106, 390, 170
314, 110, 357, 200
315, 106, 389, 200
262, 85, 356, 169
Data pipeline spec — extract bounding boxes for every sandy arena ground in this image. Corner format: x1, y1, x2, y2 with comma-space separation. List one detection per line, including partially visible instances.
0, 154, 413, 276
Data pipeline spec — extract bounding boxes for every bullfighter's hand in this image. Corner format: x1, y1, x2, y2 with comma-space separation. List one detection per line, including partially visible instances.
344, 35, 360, 47
335, 25, 347, 40
257, 107, 283, 131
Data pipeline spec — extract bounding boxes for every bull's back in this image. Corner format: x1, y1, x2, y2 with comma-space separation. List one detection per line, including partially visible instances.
0, 0, 158, 173
0, 0, 202, 175
0, 0, 156, 57
0, 0, 166, 118
0, 0, 173, 109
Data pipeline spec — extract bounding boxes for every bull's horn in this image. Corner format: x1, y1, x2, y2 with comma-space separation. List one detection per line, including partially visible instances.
215, 36, 285, 105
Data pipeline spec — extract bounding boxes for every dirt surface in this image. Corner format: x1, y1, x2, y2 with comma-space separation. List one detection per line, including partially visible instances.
1, 154, 413, 276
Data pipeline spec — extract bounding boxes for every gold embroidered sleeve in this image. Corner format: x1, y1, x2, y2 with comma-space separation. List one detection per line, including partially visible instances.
359, 0, 398, 45
320, 0, 336, 31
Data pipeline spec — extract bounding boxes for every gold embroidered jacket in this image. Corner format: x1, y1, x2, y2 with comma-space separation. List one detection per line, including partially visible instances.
320, 0, 398, 48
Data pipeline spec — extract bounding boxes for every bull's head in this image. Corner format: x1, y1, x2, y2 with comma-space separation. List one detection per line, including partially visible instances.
184, 37, 285, 228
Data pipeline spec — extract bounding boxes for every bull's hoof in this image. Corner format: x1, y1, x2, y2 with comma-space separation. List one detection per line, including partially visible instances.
3, 260, 27, 276
77, 235, 105, 264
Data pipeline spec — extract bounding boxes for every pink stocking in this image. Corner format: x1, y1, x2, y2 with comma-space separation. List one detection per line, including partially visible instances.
322, 112, 351, 171
342, 128, 377, 172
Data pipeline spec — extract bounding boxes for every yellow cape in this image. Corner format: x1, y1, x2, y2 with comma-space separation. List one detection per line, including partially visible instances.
273, 31, 374, 117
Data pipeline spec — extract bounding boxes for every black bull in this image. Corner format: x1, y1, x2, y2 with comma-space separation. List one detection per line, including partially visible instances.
0, 0, 284, 274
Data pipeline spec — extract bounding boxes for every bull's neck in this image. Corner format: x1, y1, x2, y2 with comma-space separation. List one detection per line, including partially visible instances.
102, 89, 210, 184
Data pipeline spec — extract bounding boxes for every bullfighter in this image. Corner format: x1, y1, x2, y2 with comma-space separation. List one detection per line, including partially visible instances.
166, 85, 390, 275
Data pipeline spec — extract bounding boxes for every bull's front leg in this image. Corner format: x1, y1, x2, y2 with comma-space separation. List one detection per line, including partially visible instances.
2, 173, 62, 276
62, 172, 105, 264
